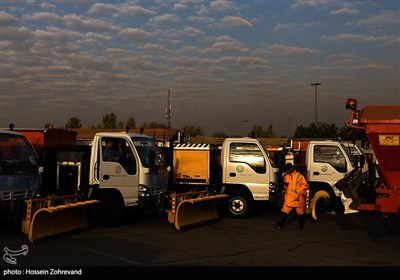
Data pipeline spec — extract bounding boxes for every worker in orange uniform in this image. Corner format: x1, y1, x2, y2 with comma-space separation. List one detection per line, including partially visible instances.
273, 163, 309, 230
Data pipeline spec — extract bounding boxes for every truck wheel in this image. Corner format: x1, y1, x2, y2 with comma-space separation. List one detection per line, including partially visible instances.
311, 189, 334, 212
227, 190, 253, 219
95, 191, 125, 226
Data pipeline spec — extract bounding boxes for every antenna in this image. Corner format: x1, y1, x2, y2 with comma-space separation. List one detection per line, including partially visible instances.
166, 89, 172, 129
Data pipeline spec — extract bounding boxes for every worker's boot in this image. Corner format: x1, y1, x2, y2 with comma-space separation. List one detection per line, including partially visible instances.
298, 214, 304, 230
273, 213, 288, 230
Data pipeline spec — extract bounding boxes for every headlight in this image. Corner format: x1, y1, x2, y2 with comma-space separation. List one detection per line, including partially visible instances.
269, 182, 278, 194
138, 185, 150, 197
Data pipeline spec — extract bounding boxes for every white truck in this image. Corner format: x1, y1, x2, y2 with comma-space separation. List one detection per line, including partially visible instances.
171, 137, 281, 218
284, 139, 366, 214
85, 132, 170, 225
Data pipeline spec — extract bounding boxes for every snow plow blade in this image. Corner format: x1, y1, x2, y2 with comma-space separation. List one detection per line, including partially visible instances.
22, 195, 99, 243
168, 191, 228, 230
310, 190, 330, 221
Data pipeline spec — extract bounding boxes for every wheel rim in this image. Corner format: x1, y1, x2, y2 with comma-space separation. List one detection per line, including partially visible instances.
230, 197, 246, 215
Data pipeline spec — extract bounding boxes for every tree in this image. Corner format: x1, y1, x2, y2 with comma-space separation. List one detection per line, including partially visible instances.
181, 124, 205, 137
116, 120, 124, 129
102, 113, 118, 129
125, 117, 136, 129
294, 122, 338, 138
142, 121, 168, 128
248, 123, 275, 138
65, 117, 82, 129
211, 131, 227, 137
44, 123, 55, 129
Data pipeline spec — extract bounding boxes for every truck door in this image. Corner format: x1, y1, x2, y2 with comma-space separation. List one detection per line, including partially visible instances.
99, 136, 139, 207
223, 141, 270, 200
308, 143, 349, 185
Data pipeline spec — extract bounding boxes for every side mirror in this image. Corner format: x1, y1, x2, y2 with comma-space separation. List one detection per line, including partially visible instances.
352, 155, 365, 170
359, 155, 365, 168
361, 139, 369, 150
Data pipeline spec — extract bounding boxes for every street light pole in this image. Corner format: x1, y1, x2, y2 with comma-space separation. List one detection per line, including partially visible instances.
310, 82, 321, 123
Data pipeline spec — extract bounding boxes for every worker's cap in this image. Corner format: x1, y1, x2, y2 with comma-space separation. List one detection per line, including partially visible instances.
281, 163, 295, 172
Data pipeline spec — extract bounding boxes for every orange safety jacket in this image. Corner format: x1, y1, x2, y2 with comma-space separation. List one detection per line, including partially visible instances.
283, 170, 309, 208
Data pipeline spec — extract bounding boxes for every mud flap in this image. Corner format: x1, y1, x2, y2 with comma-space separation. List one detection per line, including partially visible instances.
168, 191, 228, 230
23, 200, 99, 243
310, 190, 330, 221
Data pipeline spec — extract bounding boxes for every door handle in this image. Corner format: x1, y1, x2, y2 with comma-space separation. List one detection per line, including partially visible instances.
229, 173, 236, 177
313, 171, 319, 176
103, 174, 110, 180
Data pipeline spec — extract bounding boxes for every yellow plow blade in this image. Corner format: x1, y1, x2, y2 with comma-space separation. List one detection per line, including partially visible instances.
23, 199, 99, 243
310, 190, 330, 221
168, 191, 228, 230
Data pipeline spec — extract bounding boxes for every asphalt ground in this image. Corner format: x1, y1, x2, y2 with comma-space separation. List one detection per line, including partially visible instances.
1, 203, 399, 278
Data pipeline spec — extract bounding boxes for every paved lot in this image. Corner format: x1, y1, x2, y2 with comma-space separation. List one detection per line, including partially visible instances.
1, 204, 399, 278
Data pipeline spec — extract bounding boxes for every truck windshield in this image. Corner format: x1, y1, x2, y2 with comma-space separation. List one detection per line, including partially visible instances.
0, 133, 38, 165
341, 143, 361, 156
132, 137, 165, 167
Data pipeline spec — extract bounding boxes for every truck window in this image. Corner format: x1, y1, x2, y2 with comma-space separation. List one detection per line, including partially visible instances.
229, 142, 266, 174
101, 138, 136, 175
314, 145, 347, 173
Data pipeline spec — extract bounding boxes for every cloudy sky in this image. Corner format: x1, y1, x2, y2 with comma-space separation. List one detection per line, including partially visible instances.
1, 0, 399, 137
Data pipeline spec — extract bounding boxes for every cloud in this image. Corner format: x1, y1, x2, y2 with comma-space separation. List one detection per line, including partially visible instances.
87, 3, 119, 16
1, 25, 31, 40
200, 36, 249, 54
291, 0, 333, 9
324, 33, 399, 45
63, 14, 119, 32
0, 11, 18, 24
118, 28, 153, 42
183, 26, 205, 36
222, 16, 253, 29
40, 2, 56, 10
272, 23, 295, 32
151, 13, 181, 24
266, 44, 320, 55
356, 10, 399, 26
143, 43, 167, 52
330, 8, 359, 16
349, 64, 393, 71
210, 0, 236, 13
118, 3, 157, 17
23, 12, 63, 24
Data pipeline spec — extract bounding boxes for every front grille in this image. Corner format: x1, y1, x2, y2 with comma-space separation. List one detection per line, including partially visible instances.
1, 190, 36, 201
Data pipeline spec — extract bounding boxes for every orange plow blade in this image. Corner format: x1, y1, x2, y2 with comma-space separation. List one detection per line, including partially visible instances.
22, 196, 99, 243
168, 191, 228, 230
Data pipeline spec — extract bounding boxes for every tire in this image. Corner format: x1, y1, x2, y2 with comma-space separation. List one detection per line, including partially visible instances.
94, 191, 125, 226
314, 194, 331, 212
311, 188, 335, 212
227, 190, 253, 219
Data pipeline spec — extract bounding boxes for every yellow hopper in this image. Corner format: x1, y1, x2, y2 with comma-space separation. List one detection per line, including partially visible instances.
22, 195, 99, 243
168, 190, 228, 230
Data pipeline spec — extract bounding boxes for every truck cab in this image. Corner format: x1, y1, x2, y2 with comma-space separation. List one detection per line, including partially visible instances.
88, 132, 169, 225
220, 137, 280, 218
305, 140, 360, 213
0, 129, 41, 218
